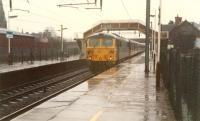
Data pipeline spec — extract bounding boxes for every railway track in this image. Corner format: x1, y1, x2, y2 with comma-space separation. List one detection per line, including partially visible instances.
0, 67, 94, 121
0, 52, 144, 121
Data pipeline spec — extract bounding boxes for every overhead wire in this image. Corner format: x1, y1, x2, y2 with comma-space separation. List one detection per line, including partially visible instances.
5, 0, 100, 22
24, 2, 67, 21
14, 18, 59, 25
120, 0, 132, 20
28, 12, 66, 25
26, 2, 63, 17
2, 0, 103, 34
2, 0, 72, 28
20, 1, 75, 28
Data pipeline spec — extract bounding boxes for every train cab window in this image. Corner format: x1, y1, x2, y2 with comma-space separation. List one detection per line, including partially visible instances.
88, 38, 100, 47
102, 39, 113, 47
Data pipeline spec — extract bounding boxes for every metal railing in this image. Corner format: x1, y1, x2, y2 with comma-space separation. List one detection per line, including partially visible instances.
0, 47, 80, 65
160, 48, 200, 121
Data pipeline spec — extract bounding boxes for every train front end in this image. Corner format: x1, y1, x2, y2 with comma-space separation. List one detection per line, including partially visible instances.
86, 33, 116, 71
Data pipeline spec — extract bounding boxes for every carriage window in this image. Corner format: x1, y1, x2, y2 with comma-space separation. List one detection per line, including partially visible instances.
88, 38, 100, 47
102, 39, 113, 47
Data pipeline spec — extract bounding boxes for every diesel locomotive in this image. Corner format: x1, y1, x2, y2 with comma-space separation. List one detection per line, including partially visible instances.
85, 32, 144, 70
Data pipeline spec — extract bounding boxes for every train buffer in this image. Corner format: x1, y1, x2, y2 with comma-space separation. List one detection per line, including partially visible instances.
12, 54, 176, 121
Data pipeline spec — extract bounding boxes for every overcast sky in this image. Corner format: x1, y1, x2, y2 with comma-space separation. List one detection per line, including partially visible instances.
2, 0, 200, 38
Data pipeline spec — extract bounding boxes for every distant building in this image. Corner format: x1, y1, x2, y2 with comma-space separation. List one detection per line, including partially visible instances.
160, 15, 184, 50
0, 0, 7, 28
161, 15, 200, 51
170, 21, 200, 51
161, 15, 182, 40
161, 24, 176, 40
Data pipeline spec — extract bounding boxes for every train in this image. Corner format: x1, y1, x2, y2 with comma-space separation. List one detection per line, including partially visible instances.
0, 28, 80, 64
85, 32, 145, 71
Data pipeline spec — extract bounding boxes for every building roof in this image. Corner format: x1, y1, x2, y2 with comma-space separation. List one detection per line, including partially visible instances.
192, 22, 200, 31
161, 24, 176, 32
170, 21, 200, 35
162, 21, 200, 33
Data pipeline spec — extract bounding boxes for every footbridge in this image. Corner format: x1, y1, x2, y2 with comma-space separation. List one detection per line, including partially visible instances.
83, 20, 157, 38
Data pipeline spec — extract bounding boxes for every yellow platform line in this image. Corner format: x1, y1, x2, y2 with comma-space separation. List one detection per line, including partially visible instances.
90, 110, 103, 121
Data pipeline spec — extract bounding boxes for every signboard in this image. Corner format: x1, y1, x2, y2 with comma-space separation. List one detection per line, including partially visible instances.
6, 31, 13, 39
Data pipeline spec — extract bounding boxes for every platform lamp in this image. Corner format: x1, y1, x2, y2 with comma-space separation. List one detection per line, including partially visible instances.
145, 0, 151, 73
7, 10, 29, 65
59, 25, 67, 61
7, 0, 29, 65
150, 13, 156, 72
7, 14, 17, 65
157, 0, 162, 64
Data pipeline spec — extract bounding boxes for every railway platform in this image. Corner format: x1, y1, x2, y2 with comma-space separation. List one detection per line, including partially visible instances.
0, 55, 80, 73
12, 54, 176, 121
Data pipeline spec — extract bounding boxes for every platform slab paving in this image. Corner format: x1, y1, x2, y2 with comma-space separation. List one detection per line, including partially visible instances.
0, 55, 80, 73
12, 54, 176, 121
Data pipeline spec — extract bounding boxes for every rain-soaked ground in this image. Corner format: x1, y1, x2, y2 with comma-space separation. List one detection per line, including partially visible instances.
12, 54, 176, 121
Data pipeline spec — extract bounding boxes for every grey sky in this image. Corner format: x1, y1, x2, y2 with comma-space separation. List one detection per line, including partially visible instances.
2, 0, 200, 38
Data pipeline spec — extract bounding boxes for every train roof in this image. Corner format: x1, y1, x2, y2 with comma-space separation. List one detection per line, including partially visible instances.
0, 28, 33, 37
87, 32, 118, 39
87, 32, 145, 46
130, 40, 145, 46
87, 32, 130, 41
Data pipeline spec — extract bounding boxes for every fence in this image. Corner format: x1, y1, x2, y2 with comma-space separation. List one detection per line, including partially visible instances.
160, 48, 200, 121
0, 47, 80, 65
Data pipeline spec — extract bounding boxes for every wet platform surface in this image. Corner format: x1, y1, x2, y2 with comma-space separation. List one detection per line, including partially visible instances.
12, 54, 176, 121
0, 55, 80, 73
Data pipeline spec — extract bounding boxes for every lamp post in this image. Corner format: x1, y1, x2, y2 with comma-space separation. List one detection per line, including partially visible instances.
145, 0, 151, 73
60, 25, 67, 61
153, 11, 157, 72
157, 0, 162, 63
7, 12, 18, 65
7, 0, 29, 65
150, 12, 156, 72
156, 0, 162, 89
150, 21, 153, 58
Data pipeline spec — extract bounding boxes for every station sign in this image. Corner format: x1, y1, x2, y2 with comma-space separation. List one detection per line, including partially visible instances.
6, 31, 13, 39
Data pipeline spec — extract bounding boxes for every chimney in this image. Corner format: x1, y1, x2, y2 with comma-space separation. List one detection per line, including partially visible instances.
175, 15, 182, 25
